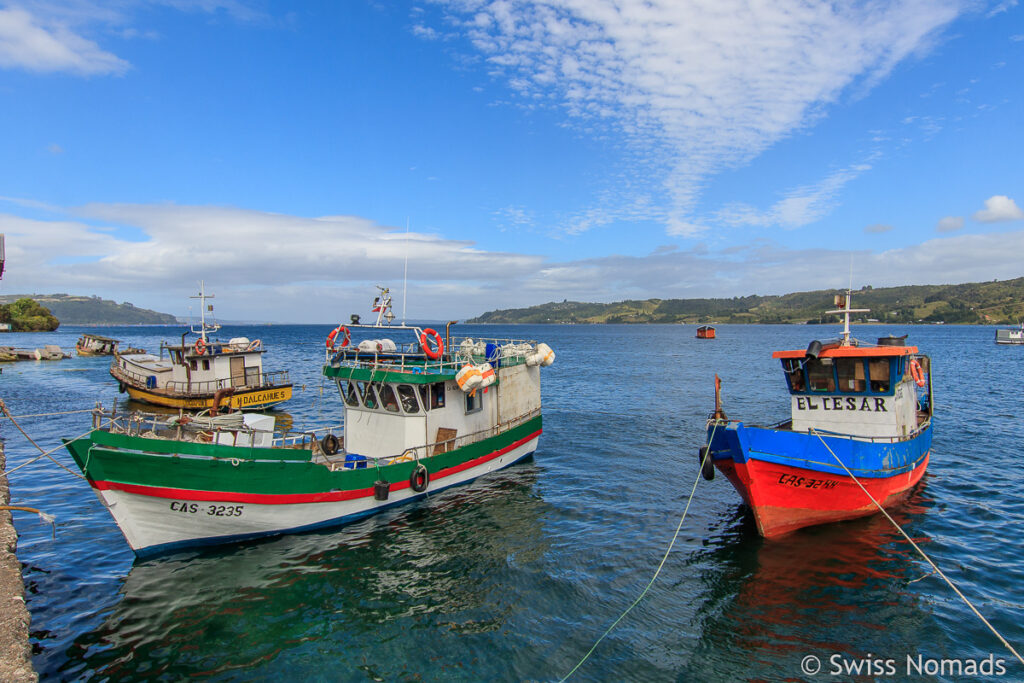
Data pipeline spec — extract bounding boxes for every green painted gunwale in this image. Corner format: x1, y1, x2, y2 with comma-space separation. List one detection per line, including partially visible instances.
64, 415, 542, 496
322, 364, 456, 384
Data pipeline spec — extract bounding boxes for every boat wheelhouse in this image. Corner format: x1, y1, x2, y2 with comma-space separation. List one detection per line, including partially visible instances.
76, 333, 145, 357
703, 292, 933, 537
696, 325, 716, 339
65, 286, 553, 555
108, 283, 292, 411
995, 324, 1024, 345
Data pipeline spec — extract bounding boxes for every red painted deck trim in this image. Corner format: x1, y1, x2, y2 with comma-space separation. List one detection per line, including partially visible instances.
92, 429, 542, 505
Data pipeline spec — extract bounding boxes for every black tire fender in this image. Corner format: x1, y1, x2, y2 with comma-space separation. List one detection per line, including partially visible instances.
321, 433, 340, 456
409, 464, 429, 493
699, 445, 715, 481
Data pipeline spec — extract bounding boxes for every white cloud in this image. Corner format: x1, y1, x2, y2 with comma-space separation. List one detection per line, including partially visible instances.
714, 163, 871, 229
432, 0, 966, 235
972, 195, 1024, 222
936, 215, 964, 232
7, 201, 1024, 321
0, 6, 129, 75
0, 203, 545, 320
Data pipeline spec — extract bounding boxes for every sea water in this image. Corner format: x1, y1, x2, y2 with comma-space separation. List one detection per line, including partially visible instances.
2, 323, 1021, 681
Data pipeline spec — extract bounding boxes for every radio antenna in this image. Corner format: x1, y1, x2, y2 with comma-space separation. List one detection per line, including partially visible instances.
402, 217, 410, 324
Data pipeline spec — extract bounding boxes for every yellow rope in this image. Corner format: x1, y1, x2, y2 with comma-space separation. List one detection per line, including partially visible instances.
559, 421, 722, 682
809, 428, 1024, 667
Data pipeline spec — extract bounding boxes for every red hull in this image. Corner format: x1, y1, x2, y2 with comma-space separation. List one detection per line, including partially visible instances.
716, 454, 929, 537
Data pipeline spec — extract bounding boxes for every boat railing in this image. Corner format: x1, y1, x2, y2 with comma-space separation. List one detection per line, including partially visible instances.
94, 407, 335, 451
111, 360, 290, 393
352, 407, 542, 467
709, 413, 932, 444
326, 336, 540, 374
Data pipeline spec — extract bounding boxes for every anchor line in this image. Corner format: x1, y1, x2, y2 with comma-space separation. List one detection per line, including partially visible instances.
559, 422, 721, 682
809, 428, 1024, 667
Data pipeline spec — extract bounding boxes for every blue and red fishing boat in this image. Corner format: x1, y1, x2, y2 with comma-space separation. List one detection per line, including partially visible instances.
702, 291, 933, 537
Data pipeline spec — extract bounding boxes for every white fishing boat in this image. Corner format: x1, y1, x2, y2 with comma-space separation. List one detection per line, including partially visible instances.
66, 286, 555, 555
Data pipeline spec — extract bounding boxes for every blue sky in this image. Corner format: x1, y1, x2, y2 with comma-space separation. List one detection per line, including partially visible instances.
1, 0, 1022, 322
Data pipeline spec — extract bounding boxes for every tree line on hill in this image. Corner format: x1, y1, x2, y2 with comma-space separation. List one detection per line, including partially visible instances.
468, 277, 1024, 325
0, 298, 60, 331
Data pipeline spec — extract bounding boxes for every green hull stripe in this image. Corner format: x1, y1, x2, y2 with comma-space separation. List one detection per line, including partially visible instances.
66, 415, 542, 496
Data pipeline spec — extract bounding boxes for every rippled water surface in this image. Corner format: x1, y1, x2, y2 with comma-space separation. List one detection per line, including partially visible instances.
3, 323, 1022, 681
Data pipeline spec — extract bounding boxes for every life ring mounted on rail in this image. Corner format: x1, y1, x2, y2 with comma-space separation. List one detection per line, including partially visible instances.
420, 328, 443, 360
194, 338, 209, 356
246, 339, 262, 351
909, 358, 926, 387
326, 325, 351, 349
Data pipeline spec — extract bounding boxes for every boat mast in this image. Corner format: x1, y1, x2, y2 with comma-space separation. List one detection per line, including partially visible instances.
190, 281, 217, 342
372, 285, 396, 327
826, 288, 869, 346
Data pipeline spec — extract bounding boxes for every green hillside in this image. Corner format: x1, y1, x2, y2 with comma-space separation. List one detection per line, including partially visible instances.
468, 278, 1024, 325
0, 294, 178, 325
0, 298, 60, 331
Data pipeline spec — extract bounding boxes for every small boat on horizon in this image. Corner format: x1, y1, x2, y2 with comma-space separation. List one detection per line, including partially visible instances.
696, 325, 716, 339
108, 283, 292, 412
702, 290, 933, 537
64, 286, 555, 555
994, 323, 1024, 345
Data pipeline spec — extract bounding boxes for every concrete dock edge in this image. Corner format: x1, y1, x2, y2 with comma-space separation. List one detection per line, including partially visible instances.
0, 440, 38, 682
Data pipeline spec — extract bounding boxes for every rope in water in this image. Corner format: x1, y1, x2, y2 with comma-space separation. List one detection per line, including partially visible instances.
559, 421, 721, 682
809, 428, 1024, 667
0, 400, 89, 480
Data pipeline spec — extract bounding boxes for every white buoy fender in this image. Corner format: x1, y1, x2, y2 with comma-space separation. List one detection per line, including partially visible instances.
536, 343, 555, 367
479, 362, 496, 388
456, 364, 482, 392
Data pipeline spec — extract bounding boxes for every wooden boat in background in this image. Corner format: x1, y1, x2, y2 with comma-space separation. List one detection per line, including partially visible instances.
702, 291, 933, 537
108, 284, 292, 412
696, 325, 716, 339
76, 333, 145, 356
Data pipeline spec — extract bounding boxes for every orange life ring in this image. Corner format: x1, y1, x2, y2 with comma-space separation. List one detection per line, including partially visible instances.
909, 359, 925, 387
194, 338, 208, 356
246, 339, 262, 351
326, 325, 350, 349
420, 328, 443, 360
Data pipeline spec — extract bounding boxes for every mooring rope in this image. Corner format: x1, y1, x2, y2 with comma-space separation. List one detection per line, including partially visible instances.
559, 421, 721, 682
0, 400, 89, 480
0, 408, 95, 419
809, 428, 1024, 667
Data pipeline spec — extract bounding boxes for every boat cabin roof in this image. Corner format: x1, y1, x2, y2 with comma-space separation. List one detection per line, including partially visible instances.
81, 333, 120, 343
773, 345, 917, 359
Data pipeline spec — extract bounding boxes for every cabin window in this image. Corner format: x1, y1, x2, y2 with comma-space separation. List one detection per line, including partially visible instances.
781, 358, 805, 392
378, 384, 400, 413
418, 385, 431, 412
397, 385, 420, 414
466, 391, 482, 414
430, 383, 446, 409
340, 380, 359, 407
806, 358, 835, 392
202, 359, 211, 371
868, 359, 891, 392
835, 358, 866, 393
190, 360, 198, 371
359, 381, 378, 409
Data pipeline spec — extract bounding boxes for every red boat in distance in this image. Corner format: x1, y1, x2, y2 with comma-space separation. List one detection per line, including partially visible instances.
696, 325, 716, 339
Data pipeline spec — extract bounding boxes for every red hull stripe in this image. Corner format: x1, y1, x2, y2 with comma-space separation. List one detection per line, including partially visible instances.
718, 453, 929, 537
92, 429, 542, 505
